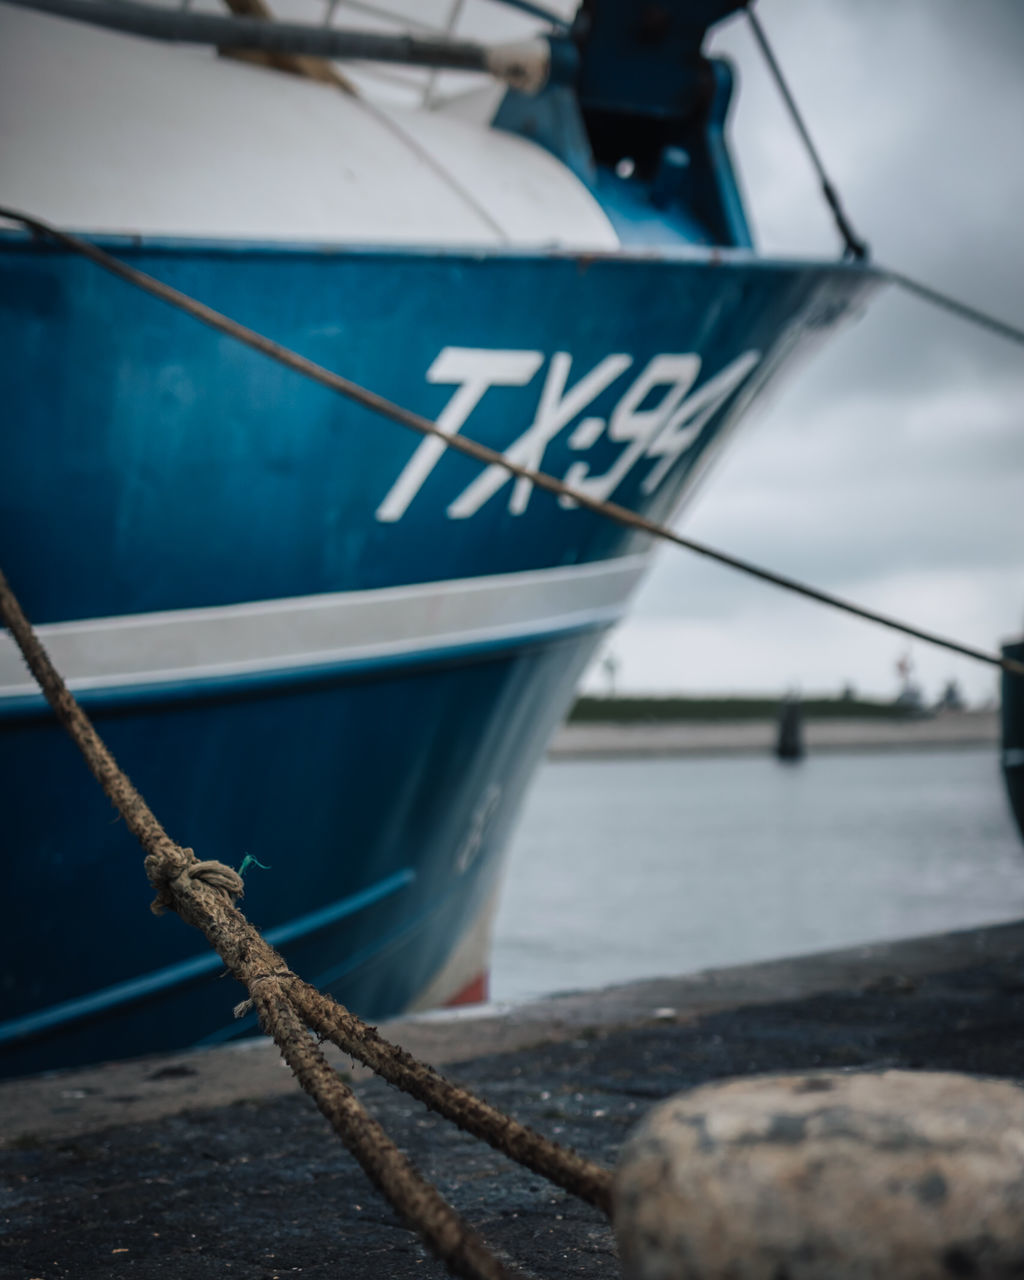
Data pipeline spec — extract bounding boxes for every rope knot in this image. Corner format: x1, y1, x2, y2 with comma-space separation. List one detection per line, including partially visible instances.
233, 968, 295, 1020
145, 845, 245, 915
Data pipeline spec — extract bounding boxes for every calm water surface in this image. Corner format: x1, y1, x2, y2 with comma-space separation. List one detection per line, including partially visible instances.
490, 747, 1024, 1003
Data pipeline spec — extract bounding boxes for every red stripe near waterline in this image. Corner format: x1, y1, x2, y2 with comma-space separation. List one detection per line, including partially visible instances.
443, 972, 489, 1007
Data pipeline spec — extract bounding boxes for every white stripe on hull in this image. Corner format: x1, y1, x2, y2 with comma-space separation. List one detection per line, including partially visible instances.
0, 556, 648, 700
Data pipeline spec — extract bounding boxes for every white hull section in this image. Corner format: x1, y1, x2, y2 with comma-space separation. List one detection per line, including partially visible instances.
0, 6, 618, 249
0, 555, 648, 702
407, 886, 502, 1013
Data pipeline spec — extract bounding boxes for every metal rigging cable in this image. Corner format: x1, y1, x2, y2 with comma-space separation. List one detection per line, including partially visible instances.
744, 6, 868, 263
877, 267, 1024, 351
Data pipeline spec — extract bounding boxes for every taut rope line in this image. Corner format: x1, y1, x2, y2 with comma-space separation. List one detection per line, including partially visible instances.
879, 267, 1024, 351
2, 207, 1021, 681
0, 566, 612, 1280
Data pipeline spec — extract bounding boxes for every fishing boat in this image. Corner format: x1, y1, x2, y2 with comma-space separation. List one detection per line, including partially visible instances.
0, 0, 877, 1077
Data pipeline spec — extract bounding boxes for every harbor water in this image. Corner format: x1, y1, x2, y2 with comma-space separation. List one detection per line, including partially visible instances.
491, 746, 1024, 1003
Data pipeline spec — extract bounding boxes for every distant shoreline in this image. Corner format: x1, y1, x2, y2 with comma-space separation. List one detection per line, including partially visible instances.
548, 710, 1000, 759
568, 693, 977, 723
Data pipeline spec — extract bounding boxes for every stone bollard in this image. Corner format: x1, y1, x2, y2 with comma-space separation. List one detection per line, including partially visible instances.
613, 1070, 1024, 1279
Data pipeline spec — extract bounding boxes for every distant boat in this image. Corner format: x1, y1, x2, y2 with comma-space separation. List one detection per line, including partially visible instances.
1002, 639, 1024, 844
0, 0, 877, 1077
775, 695, 805, 763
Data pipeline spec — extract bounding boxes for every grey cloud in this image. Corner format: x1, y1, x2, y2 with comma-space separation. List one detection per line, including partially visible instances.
627, 0, 1024, 679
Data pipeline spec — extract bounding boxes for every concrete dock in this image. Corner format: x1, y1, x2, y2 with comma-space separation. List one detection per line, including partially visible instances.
5, 918, 1024, 1277
548, 709, 999, 759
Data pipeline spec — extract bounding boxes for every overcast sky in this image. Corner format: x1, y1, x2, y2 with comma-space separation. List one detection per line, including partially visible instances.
583, 0, 1024, 705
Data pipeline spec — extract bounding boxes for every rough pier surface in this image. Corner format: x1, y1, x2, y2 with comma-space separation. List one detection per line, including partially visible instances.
5, 922, 1024, 1278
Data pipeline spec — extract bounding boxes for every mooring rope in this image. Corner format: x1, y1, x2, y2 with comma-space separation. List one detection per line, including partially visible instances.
2, 207, 1021, 681
745, 7, 1024, 350
0, 566, 612, 1279
293, 978, 613, 1213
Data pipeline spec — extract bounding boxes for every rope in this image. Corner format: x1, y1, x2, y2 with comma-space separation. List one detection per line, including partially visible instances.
294, 977, 613, 1214
250, 982, 520, 1280
0, 563, 612, 1278
2, 207, 1021, 682
745, 8, 1024, 350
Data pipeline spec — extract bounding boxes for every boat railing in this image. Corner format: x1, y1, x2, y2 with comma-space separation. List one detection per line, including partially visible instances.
154, 0, 563, 105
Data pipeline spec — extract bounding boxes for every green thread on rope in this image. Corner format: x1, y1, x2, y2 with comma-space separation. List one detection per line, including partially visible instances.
237, 854, 271, 879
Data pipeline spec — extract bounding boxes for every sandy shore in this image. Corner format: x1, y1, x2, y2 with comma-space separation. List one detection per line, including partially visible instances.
549, 709, 1000, 759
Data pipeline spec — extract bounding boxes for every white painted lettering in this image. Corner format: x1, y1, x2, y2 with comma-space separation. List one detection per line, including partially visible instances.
375, 347, 542, 522
447, 352, 632, 519
640, 350, 761, 493
561, 355, 701, 505
373, 345, 766, 523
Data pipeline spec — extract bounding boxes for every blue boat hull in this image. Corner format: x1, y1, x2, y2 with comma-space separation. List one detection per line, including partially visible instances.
0, 234, 875, 1076
1, 631, 597, 1077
